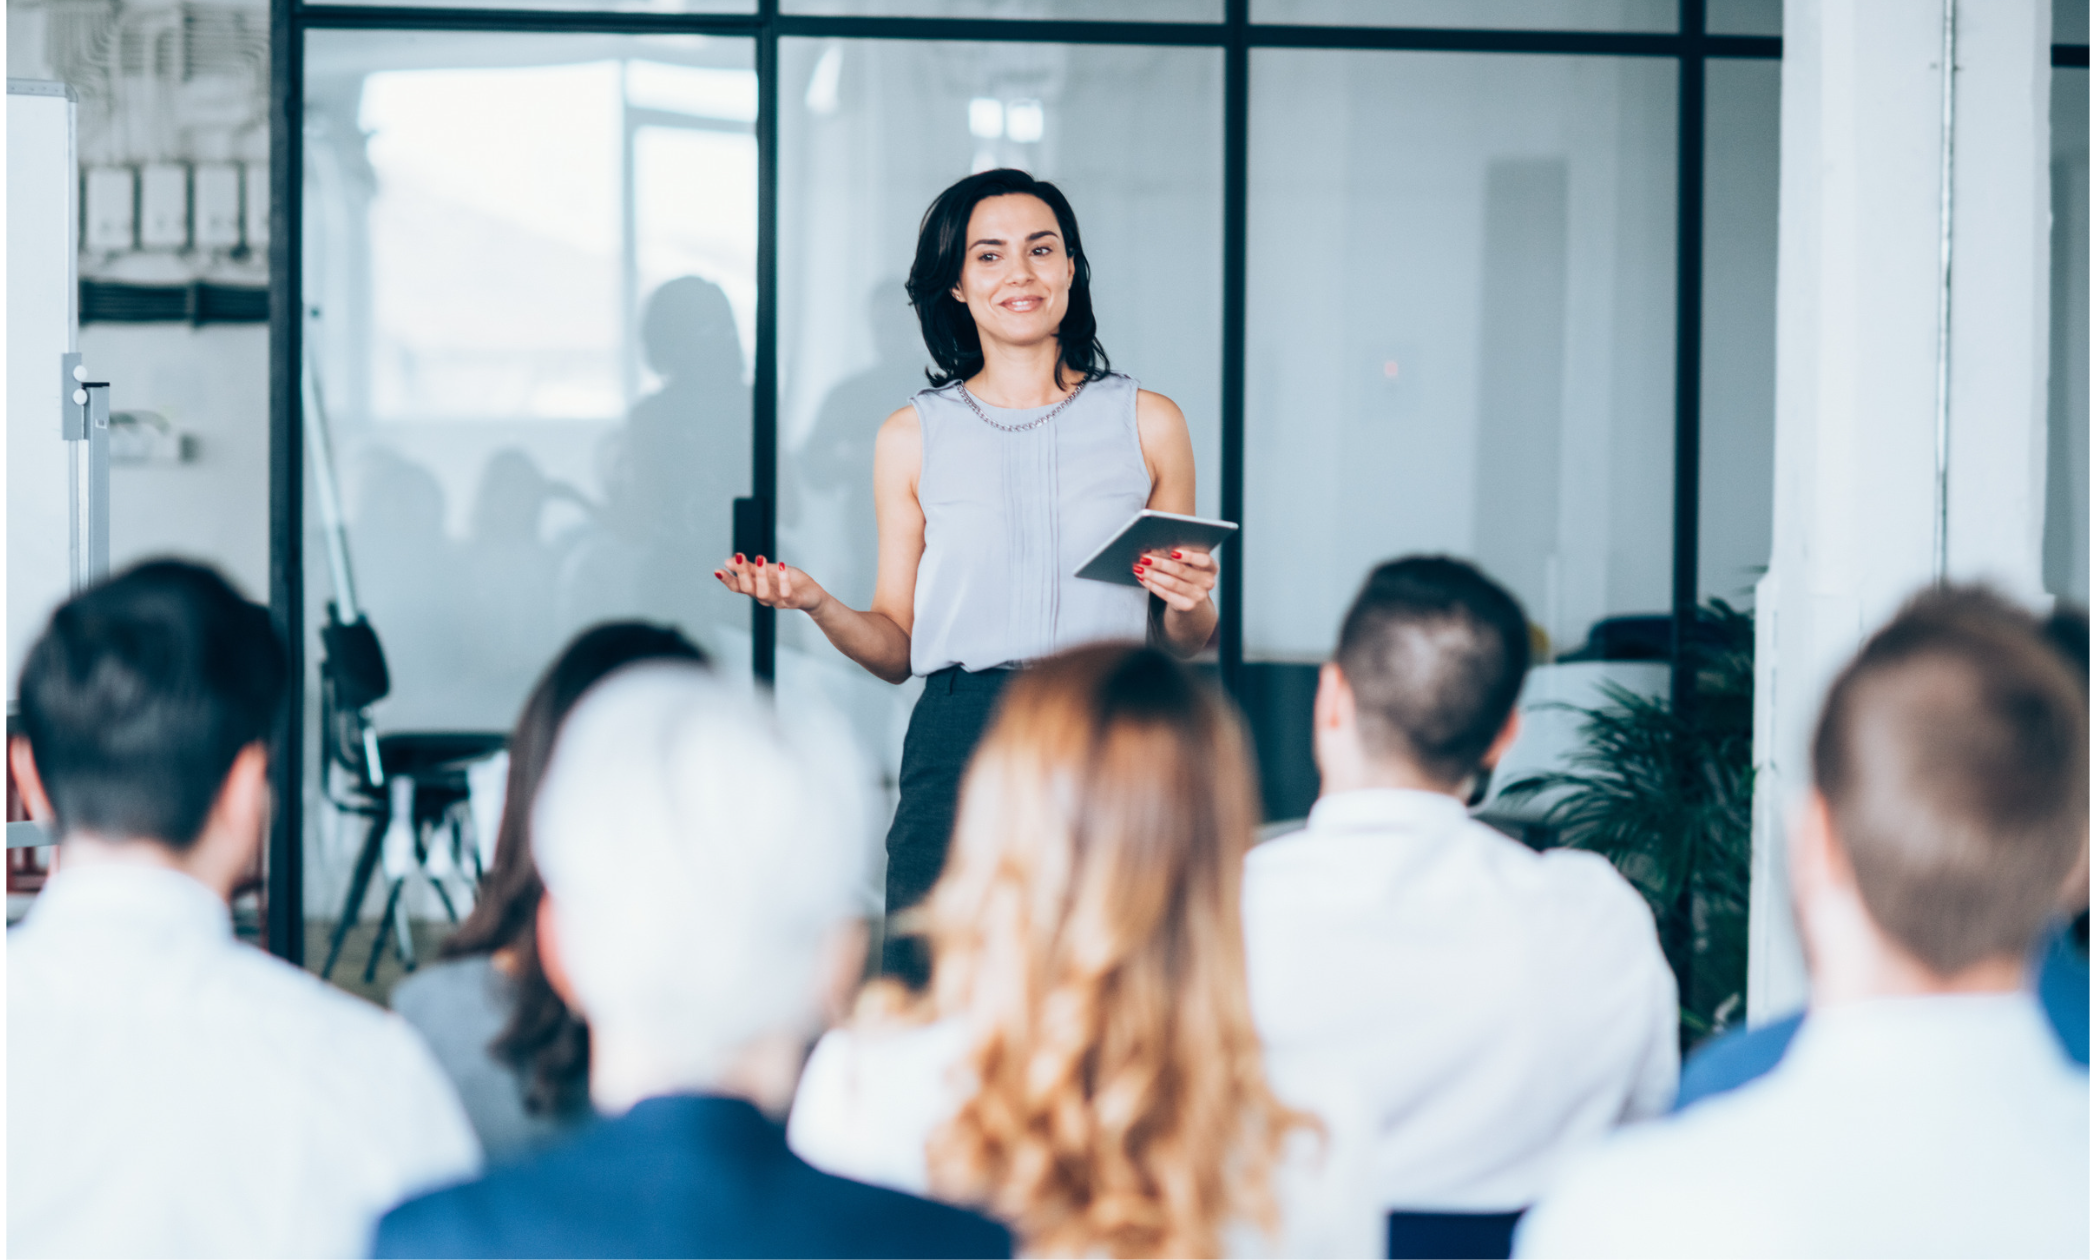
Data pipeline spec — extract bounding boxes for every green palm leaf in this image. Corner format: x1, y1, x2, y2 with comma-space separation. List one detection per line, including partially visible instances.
1501, 600, 1755, 1042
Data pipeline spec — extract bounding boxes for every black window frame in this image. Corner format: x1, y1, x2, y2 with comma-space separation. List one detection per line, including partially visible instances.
267, 0, 1788, 962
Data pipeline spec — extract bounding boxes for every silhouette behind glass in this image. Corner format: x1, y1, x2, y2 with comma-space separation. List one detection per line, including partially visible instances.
795, 282, 927, 610
459, 448, 573, 712
566, 276, 751, 660
351, 447, 469, 728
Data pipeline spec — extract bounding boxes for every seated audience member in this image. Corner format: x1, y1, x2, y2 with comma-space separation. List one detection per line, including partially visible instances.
1240, 557, 1677, 1259
391, 622, 706, 1162
375, 663, 1008, 1259
1517, 587, 2090, 1259
7, 560, 480, 1259
790, 644, 1377, 1258
1674, 602, 2091, 1109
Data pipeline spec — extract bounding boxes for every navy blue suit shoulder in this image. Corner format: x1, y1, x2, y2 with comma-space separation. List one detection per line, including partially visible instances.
373, 1094, 1010, 1259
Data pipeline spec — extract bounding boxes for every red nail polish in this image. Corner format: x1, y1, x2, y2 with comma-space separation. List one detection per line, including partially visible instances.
714, 570, 724, 579
1172, 551, 1183, 559
755, 556, 767, 566
735, 553, 745, 564
778, 562, 787, 571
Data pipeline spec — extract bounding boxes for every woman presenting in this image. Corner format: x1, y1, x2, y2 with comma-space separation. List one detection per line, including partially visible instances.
716, 168, 1217, 976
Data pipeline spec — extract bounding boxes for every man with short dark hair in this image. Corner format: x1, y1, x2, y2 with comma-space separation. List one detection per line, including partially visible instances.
1673, 601, 2092, 1107
8, 560, 480, 1258
1243, 557, 1677, 1256
1517, 587, 2089, 1258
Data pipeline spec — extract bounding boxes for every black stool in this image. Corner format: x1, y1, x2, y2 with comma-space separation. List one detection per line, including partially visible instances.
314, 608, 504, 982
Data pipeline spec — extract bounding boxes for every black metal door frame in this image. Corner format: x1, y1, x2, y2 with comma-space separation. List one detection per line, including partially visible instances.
265, 0, 1786, 962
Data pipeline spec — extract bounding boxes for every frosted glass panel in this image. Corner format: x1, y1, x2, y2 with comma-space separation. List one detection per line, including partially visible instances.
323, 0, 751, 13
784, 0, 1218, 18
1244, 49, 1677, 661
2056, 0, 2089, 46
776, 37, 1223, 790
1706, 0, 1780, 37
1251, 0, 1675, 31
2044, 65, 2089, 603
1700, 59, 1779, 606
303, 28, 756, 723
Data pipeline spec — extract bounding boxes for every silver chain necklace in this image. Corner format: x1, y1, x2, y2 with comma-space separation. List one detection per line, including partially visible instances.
956, 378, 1085, 432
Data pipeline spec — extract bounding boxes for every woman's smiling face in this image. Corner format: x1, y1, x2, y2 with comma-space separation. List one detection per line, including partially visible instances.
951, 193, 1074, 353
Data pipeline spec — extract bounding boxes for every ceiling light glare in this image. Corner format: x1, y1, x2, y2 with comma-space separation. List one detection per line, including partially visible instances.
968, 97, 1005, 139
1005, 99, 1044, 143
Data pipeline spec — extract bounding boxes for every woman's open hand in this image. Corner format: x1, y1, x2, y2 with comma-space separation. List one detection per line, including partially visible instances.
1134, 547, 1216, 614
715, 554, 826, 613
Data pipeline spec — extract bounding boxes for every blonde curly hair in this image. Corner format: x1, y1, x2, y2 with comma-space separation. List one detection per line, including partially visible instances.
908, 643, 1308, 1258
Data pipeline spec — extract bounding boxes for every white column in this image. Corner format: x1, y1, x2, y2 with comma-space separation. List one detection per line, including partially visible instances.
1749, 0, 2053, 1021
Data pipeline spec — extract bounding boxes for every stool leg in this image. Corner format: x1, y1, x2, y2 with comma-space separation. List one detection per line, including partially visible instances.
364, 877, 404, 984
412, 816, 461, 925
452, 809, 479, 913
393, 877, 419, 973
321, 808, 388, 981
427, 874, 460, 924
466, 803, 484, 883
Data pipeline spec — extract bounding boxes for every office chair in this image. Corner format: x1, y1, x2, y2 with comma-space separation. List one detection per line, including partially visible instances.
315, 605, 505, 983
1386, 1209, 1527, 1260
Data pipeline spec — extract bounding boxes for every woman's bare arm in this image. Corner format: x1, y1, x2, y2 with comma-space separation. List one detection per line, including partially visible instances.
1133, 389, 1220, 658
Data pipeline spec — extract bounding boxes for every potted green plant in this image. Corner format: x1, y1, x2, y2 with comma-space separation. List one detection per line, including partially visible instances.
1502, 600, 1755, 1046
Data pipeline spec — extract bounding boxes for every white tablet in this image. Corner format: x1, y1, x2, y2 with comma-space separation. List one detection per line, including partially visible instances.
1073, 509, 1239, 588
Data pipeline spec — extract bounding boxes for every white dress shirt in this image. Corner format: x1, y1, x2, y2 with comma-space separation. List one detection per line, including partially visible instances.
8, 864, 482, 1259
787, 1017, 1385, 1257
1515, 993, 2090, 1258
1242, 789, 1678, 1213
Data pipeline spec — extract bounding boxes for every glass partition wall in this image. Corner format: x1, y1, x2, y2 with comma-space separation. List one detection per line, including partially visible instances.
303, 31, 759, 730
1244, 49, 1679, 662
2044, 54, 2089, 605
269, 0, 1789, 961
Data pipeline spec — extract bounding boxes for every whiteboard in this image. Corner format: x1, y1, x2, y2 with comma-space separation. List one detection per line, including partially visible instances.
7, 81, 78, 696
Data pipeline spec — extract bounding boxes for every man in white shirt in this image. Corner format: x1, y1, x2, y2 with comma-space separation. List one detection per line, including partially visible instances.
8, 560, 481, 1259
1242, 556, 1677, 1252
1516, 588, 2089, 1259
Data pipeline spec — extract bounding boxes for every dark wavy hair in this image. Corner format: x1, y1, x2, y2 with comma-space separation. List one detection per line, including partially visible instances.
906, 168, 1110, 390
442, 621, 707, 1116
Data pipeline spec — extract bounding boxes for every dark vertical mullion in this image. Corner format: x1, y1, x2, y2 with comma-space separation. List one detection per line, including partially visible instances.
754, 0, 780, 684
1220, 0, 1249, 700
1668, 0, 1707, 1022
1669, 5, 1704, 717
266, 0, 305, 963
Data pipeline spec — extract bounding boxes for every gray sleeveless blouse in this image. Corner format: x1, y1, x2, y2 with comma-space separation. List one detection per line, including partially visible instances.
910, 372, 1152, 676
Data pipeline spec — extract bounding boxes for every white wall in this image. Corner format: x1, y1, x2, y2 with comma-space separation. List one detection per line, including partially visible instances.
7, 87, 80, 694
84, 325, 272, 602
9, 3, 272, 631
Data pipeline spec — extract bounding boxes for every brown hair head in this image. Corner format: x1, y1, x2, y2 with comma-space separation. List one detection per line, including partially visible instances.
443, 621, 706, 1115
1812, 587, 2087, 976
913, 643, 1305, 1258
1335, 556, 1531, 788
